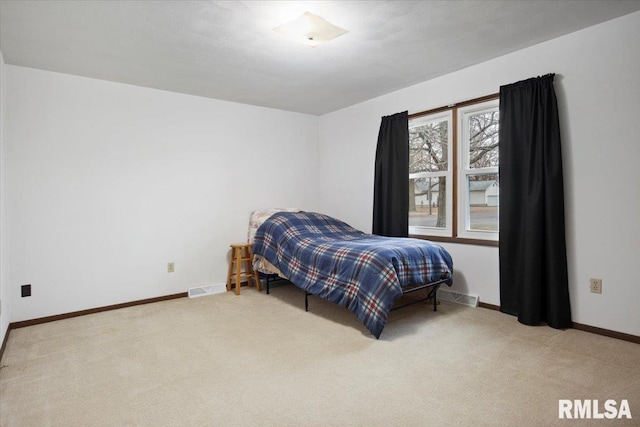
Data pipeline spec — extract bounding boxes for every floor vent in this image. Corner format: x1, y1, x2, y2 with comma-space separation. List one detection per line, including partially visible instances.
188, 284, 226, 298
437, 288, 479, 307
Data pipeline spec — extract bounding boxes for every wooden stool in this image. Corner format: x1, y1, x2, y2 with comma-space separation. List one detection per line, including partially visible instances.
226, 243, 262, 295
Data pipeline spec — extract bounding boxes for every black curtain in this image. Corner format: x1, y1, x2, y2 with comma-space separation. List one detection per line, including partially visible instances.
499, 74, 572, 329
372, 111, 409, 237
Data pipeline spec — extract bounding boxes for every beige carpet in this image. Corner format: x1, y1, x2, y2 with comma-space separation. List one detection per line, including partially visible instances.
1, 282, 639, 426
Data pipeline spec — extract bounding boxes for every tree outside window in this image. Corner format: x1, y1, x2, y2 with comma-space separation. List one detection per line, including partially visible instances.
409, 97, 499, 243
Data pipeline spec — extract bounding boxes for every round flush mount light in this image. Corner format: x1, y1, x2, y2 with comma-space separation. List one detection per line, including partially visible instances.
273, 11, 348, 47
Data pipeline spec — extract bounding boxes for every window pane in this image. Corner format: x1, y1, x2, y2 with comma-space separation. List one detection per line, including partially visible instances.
468, 110, 499, 169
410, 119, 448, 173
409, 177, 447, 229
467, 174, 499, 231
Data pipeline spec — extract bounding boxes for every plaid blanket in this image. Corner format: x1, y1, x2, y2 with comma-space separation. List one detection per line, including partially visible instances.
253, 211, 453, 338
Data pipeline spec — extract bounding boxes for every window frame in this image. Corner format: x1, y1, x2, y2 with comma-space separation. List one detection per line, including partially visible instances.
408, 93, 500, 247
408, 110, 453, 238
456, 99, 499, 241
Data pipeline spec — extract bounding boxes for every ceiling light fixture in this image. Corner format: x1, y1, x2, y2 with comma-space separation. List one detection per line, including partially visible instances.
273, 11, 348, 47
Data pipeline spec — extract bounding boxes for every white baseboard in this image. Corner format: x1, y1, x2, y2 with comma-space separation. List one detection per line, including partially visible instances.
437, 288, 479, 307
188, 283, 227, 298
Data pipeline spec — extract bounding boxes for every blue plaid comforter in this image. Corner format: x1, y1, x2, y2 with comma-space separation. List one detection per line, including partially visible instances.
253, 211, 453, 338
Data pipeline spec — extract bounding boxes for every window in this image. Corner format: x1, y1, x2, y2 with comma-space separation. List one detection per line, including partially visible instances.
408, 111, 453, 237
408, 96, 499, 244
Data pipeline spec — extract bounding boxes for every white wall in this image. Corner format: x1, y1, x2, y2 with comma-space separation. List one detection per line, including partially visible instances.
0, 49, 9, 345
6, 66, 319, 322
318, 12, 640, 336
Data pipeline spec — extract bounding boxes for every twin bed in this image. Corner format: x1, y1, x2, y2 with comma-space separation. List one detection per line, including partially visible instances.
250, 210, 453, 338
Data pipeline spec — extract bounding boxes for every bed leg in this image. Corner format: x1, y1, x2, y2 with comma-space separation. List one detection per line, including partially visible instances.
305, 291, 309, 312
266, 276, 270, 295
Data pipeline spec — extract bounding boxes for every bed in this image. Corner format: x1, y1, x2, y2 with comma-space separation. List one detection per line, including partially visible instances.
252, 211, 453, 338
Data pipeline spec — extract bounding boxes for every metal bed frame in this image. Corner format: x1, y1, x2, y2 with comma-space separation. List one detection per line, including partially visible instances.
263, 272, 447, 314
263, 272, 287, 295
305, 278, 447, 313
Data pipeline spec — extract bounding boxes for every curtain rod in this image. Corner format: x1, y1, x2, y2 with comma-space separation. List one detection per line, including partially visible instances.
408, 92, 499, 120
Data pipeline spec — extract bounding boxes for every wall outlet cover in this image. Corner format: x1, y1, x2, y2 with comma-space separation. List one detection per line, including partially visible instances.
590, 278, 602, 294
21, 284, 32, 297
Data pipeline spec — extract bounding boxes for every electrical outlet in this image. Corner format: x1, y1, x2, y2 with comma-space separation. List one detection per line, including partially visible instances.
21, 284, 32, 297
167, 262, 175, 273
590, 278, 602, 294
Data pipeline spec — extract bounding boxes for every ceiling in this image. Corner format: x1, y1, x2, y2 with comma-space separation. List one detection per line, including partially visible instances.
1, 1, 639, 115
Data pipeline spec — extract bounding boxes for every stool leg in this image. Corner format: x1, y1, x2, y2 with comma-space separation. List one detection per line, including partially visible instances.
244, 246, 253, 288
226, 247, 234, 292
234, 248, 241, 295
248, 245, 261, 292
